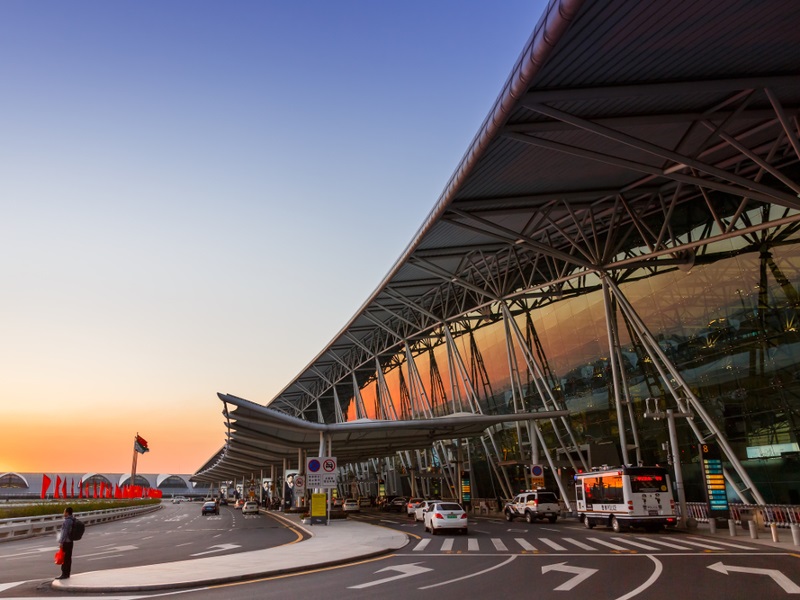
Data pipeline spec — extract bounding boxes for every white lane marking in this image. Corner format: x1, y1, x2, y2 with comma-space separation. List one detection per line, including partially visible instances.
467, 538, 479, 551
700, 539, 756, 550
349, 563, 433, 589
611, 537, 659, 550
635, 537, 691, 550
419, 555, 517, 589
441, 538, 454, 552
0, 582, 26, 593
614, 555, 663, 600
413, 539, 431, 551
538, 537, 567, 551
491, 538, 508, 551
2, 547, 57, 560
677, 539, 724, 550
561, 537, 596, 551
708, 562, 800, 593
190, 543, 240, 556
88, 553, 124, 561
587, 537, 631, 551
542, 562, 598, 591
516, 538, 537, 552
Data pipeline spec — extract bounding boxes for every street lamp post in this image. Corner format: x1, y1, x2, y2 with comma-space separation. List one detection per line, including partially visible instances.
645, 398, 692, 529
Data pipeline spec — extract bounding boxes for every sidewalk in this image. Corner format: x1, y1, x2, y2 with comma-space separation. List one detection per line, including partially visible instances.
52, 512, 408, 593
683, 519, 800, 552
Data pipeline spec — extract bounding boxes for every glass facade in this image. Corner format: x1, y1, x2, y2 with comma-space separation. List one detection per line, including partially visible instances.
342, 220, 800, 504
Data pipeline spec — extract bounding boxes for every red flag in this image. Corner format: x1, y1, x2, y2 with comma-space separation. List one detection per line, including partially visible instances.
93, 481, 98, 498
61, 478, 66, 498
54, 475, 61, 499
78, 480, 83, 498
41, 474, 52, 499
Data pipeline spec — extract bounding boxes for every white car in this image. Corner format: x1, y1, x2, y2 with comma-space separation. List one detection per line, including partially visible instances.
171, 496, 187, 504
241, 501, 260, 515
414, 500, 435, 522
342, 499, 360, 512
424, 502, 468, 535
406, 498, 425, 516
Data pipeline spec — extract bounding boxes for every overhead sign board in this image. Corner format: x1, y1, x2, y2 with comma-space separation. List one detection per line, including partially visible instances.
306, 456, 338, 488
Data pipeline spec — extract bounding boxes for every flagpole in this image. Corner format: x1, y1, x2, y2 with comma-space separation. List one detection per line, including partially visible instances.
131, 435, 138, 492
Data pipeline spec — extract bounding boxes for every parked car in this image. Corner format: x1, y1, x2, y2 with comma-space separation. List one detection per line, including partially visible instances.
504, 489, 560, 523
201, 501, 219, 516
242, 501, 259, 515
172, 496, 187, 504
343, 499, 360, 512
424, 502, 468, 535
387, 497, 408, 512
406, 497, 425, 516
414, 500, 435, 522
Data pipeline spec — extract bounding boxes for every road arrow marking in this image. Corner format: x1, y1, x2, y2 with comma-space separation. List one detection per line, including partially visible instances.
708, 562, 800, 594
80, 546, 139, 559
348, 563, 432, 589
190, 543, 241, 556
542, 562, 598, 591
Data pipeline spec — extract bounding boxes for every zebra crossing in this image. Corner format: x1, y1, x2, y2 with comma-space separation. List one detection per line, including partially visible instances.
408, 534, 757, 554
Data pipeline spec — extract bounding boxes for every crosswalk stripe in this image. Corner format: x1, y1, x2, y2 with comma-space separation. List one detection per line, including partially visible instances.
467, 538, 480, 551
562, 537, 596, 550
676, 539, 725, 550
587, 537, 631, 551
413, 539, 430, 551
441, 538, 455, 552
634, 537, 691, 550
492, 538, 508, 551
538, 537, 567, 551
696, 539, 755, 550
611, 537, 659, 550
515, 538, 537, 551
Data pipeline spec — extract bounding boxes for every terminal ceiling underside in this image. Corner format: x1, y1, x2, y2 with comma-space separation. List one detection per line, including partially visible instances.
194, 0, 800, 505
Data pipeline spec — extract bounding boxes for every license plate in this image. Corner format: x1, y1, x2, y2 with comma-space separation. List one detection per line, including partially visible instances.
447, 514, 457, 519
648, 510, 658, 516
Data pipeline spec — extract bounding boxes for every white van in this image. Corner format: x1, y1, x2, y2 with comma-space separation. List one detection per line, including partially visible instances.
575, 466, 677, 532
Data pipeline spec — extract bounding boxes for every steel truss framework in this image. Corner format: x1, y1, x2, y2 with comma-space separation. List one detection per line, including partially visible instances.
194, 1, 800, 503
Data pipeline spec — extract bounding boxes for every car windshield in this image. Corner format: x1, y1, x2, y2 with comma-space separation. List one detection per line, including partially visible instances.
437, 503, 463, 511
537, 493, 558, 503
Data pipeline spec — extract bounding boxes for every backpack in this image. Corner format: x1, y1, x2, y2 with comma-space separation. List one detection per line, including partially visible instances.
71, 518, 86, 541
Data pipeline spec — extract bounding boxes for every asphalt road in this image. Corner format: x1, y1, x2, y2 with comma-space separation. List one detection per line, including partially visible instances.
1, 506, 798, 599
0, 501, 299, 596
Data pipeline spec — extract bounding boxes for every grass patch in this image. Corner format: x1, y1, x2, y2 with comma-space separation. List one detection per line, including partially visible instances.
0, 499, 161, 520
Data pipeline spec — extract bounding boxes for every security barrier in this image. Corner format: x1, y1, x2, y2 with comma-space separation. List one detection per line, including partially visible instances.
685, 502, 800, 528
0, 503, 161, 542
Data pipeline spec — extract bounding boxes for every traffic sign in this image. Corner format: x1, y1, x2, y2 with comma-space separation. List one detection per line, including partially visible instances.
293, 475, 305, 490
306, 456, 338, 488
531, 464, 545, 488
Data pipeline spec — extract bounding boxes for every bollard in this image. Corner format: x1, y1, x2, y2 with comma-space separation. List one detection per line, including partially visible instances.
770, 523, 780, 542
728, 519, 737, 537
709, 518, 716, 534
748, 519, 758, 539
791, 524, 800, 547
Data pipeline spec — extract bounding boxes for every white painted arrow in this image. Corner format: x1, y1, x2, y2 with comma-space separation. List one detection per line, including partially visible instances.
80, 545, 139, 559
190, 543, 241, 556
708, 562, 800, 594
542, 562, 598, 591
348, 563, 433, 589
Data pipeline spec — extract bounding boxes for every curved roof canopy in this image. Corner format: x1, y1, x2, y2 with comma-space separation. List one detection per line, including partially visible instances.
195, 0, 800, 480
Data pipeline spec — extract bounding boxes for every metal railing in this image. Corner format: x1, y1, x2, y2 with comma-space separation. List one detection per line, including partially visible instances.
684, 502, 800, 528
0, 503, 162, 542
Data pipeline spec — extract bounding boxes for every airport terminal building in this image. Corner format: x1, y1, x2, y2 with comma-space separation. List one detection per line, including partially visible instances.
193, 1, 800, 508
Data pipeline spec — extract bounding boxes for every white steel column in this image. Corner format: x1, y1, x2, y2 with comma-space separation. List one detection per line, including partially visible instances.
601, 276, 631, 466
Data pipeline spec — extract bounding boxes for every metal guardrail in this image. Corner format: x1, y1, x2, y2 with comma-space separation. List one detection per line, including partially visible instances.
0, 504, 162, 542
684, 502, 800, 528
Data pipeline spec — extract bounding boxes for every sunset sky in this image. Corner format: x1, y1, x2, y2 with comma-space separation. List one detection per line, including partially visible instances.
0, 0, 547, 474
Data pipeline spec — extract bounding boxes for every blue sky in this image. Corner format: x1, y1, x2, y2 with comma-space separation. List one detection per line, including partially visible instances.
0, 0, 549, 473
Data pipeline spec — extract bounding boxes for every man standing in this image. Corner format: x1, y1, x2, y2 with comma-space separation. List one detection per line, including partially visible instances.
56, 507, 75, 580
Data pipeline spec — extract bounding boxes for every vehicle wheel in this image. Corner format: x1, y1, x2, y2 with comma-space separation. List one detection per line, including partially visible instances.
548, 516, 557, 524
431, 526, 438, 535
583, 515, 594, 529
525, 511, 534, 524
505, 511, 514, 522
611, 516, 625, 533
